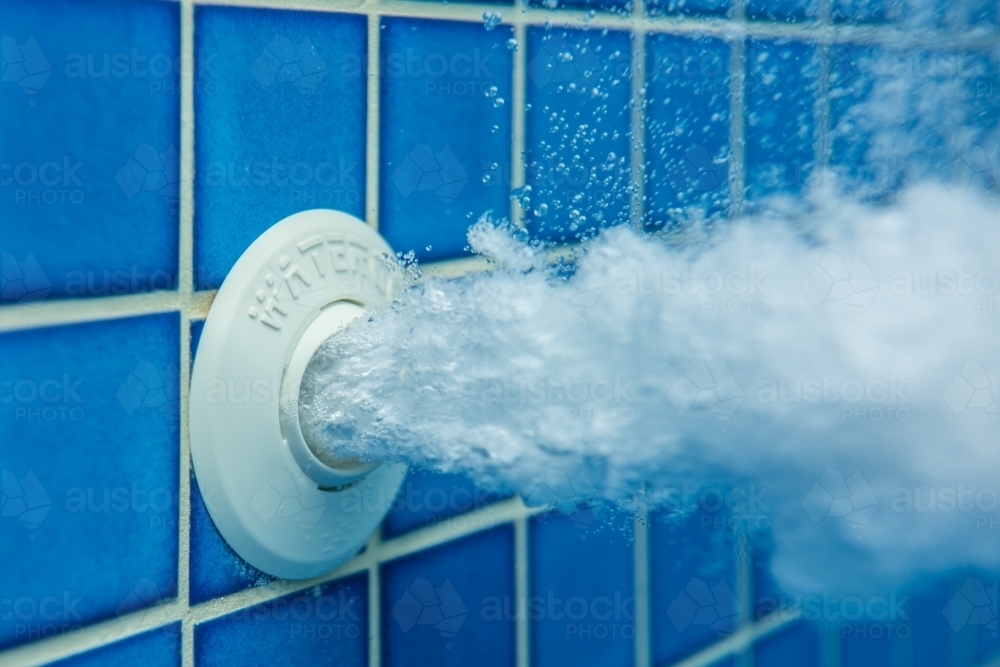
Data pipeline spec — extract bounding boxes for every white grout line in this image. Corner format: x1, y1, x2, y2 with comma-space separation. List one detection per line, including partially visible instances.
179, 2, 196, 665
819, 622, 841, 667
510, 20, 528, 229
367, 528, 383, 667
633, 496, 651, 667
179, 2, 196, 299
0, 253, 498, 333
629, 0, 647, 230
365, 11, 381, 232
734, 530, 754, 667
814, 0, 832, 176
669, 609, 801, 667
727, 0, 746, 219
0, 602, 186, 667
514, 499, 530, 667
0, 291, 215, 333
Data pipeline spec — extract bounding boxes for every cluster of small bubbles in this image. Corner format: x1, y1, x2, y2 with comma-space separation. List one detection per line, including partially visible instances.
483, 173, 492, 184
482, 11, 503, 30
533, 202, 548, 217
484, 85, 498, 99
525, 103, 532, 111
494, 97, 505, 109
491, 124, 500, 133
511, 184, 532, 208
507, 37, 518, 51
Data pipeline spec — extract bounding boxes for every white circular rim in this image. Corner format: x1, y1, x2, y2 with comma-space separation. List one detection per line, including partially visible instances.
189, 209, 406, 580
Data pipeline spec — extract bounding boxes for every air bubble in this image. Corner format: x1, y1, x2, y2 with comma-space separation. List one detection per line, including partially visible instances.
482, 11, 502, 30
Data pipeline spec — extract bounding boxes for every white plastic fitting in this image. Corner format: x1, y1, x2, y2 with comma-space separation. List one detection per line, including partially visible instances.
189, 210, 406, 579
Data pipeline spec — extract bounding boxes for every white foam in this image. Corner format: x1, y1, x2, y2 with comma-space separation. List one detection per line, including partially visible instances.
300, 180, 1000, 594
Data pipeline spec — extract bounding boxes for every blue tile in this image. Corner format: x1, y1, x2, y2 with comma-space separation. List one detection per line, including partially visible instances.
828, 0, 992, 23
830, 0, 998, 25
750, 529, 785, 622
47, 623, 180, 667
1, 0, 179, 305
647, 0, 730, 17
841, 623, 892, 666
0, 314, 179, 649
380, 18, 513, 263
832, 0, 897, 22
525, 27, 633, 243
194, 6, 367, 290
910, 578, 954, 667
383, 468, 509, 540
827, 43, 879, 188
644, 34, 731, 228
527, 0, 633, 13
754, 622, 820, 666
744, 40, 818, 201
189, 476, 273, 605
382, 526, 515, 667
529, 510, 634, 667
189, 319, 204, 371
929, 572, 1000, 667
964, 572, 1000, 666
650, 508, 737, 664
195, 575, 367, 666
747, 0, 819, 21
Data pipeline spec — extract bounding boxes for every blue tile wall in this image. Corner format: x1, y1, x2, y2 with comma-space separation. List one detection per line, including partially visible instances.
1, 0, 179, 305
0, 314, 179, 649
650, 508, 737, 665
646, 0, 731, 17
194, 575, 368, 666
524, 27, 633, 243
194, 6, 368, 289
383, 468, 509, 539
529, 510, 634, 667
644, 33, 731, 228
379, 18, 513, 262
48, 624, 180, 667
745, 39, 818, 202
381, 527, 515, 667
7, 0, 1000, 665
527, 0, 633, 13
